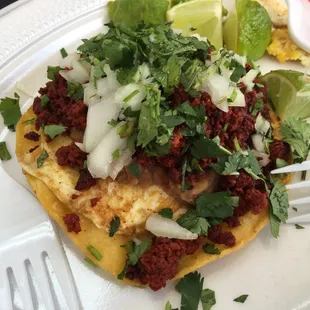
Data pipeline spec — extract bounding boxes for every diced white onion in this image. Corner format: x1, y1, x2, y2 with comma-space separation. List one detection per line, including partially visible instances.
80, 59, 92, 73
87, 123, 127, 179
255, 113, 271, 136
199, 73, 230, 109
75, 142, 86, 152
115, 83, 147, 111
145, 214, 198, 240
96, 78, 111, 97
240, 69, 259, 92
59, 59, 89, 84
59, 53, 79, 69
138, 63, 151, 81
83, 83, 100, 106
217, 101, 229, 112
227, 87, 245, 107
251, 133, 265, 153
252, 149, 270, 167
109, 148, 133, 180
104, 64, 120, 91
83, 96, 121, 153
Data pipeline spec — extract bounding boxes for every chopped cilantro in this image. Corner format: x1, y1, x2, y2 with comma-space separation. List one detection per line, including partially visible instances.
295, 224, 305, 230
23, 118, 36, 125
175, 272, 203, 310
195, 192, 239, 219
47, 66, 61, 80
87, 245, 103, 261
127, 161, 141, 179
162, 115, 185, 128
269, 181, 288, 223
177, 210, 210, 236
84, 257, 97, 267
60, 48, 68, 58
122, 107, 140, 118
108, 119, 119, 127
67, 82, 84, 101
117, 120, 136, 138
251, 99, 264, 116
276, 158, 289, 169
201, 288, 216, 310
233, 295, 249, 303
177, 101, 197, 117
0, 93, 22, 131
165, 301, 178, 310
43, 125, 66, 140
280, 117, 310, 162
269, 207, 280, 238
109, 216, 120, 237
230, 60, 246, 82
293, 207, 298, 212
112, 149, 120, 160
123, 89, 140, 103
190, 27, 197, 31
37, 149, 49, 168
158, 208, 173, 219
118, 240, 150, 280
191, 136, 231, 159
203, 244, 221, 255
83, 160, 87, 169
0, 142, 12, 161
41, 94, 49, 107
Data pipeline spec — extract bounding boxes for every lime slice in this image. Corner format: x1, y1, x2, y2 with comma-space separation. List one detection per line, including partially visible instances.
261, 70, 310, 120
223, 0, 272, 60
166, 0, 223, 50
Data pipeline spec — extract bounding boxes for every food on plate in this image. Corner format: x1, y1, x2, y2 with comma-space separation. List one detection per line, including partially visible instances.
223, 0, 272, 60
12, 16, 302, 292
267, 28, 310, 67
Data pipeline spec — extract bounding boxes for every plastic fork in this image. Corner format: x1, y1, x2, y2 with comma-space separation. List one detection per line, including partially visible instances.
0, 167, 79, 310
287, 0, 310, 53
271, 160, 310, 223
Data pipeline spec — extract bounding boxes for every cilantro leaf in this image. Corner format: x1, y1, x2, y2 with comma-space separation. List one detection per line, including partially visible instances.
233, 295, 248, 303
109, 216, 120, 237
195, 192, 239, 219
47, 66, 61, 80
177, 210, 210, 236
37, 149, 49, 168
41, 94, 49, 107
230, 60, 246, 82
0, 93, 22, 131
191, 136, 231, 159
60, 48, 68, 58
165, 55, 186, 93
127, 240, 150, 265
177, 101, 197, 117
269, 207, 280, 238
295, 224, 305, 229
251, 99, 264, 116
203, 244, 221, 255
158, 208, 173, 219
180, 59, 204, 92
280, 117, 310, 162
87, 245, 103, 261
43, 125, 67, 140
175, 272, 203, 310
0, 142, 12, 161
247, 149, 261, 175
127, 161, 141, 179
269, 181, 288, 223
201, 288, 216, 310
162, 115, 185, 128
23, 118, 36, 125
137, 84, 161, 147
67, 82, 84, 101
117, 264, 128, 280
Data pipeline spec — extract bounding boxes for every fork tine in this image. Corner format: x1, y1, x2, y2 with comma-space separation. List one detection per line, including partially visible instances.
11, 263, 34, 310
290, 197, 310, 205
286, 181, 310, 189
48, 246, 80, 310
271, 160, 310, 174
0, 268, 13, 310
30, 254, 55, 310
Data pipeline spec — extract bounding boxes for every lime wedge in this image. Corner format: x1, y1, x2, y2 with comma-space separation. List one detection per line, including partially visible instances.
166, 0, 223, 49
261, 70, 310, 120
223, 0, 272, 60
